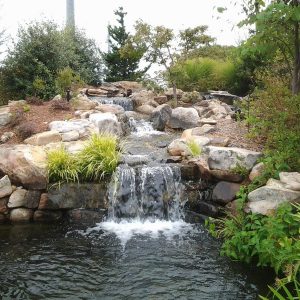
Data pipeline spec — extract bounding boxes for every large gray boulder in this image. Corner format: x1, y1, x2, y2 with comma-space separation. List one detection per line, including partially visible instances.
212, 181, 241, 205
0, 144, 47, 189
279, 172, 300, 191
0, 175, 13, 198
24, 131, 62, 146
247, 178, 300, 215
167, 107, 200, 129
0, 106, 12, 127
89, 112, 123, 136
206, 146, 262, 171
10, 208, 34, 223
150, 104, 172, 131
131, 90, 156, 107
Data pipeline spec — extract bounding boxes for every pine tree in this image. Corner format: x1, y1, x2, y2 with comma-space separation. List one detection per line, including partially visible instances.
103, 7, 145, 82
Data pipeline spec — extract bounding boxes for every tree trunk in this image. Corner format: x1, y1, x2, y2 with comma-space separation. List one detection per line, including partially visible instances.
172, 82, 177, 107
292, 21, 300, 94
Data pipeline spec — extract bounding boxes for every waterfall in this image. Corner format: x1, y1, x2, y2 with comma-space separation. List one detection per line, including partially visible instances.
92, 96, 133, 111
107, 165, 184, 221
129, 118, 164, 136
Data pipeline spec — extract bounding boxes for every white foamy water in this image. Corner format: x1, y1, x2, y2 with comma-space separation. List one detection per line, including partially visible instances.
129, 118, 165, 137
81, 219, 196, 247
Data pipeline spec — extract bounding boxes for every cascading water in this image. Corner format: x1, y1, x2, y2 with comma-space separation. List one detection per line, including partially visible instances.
91, 96, 133, 111
128, 117, 164, 136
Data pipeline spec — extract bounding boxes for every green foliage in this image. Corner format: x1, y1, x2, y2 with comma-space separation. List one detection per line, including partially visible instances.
170, 57, 236, 92
247, 74, 300, 171
230, 163, 249, 177
260, 279, 300, 300
0, 21, 101, 101
47, 147, 80, 184
103, 7, 145, 82
55, 67, 83, 97
78, 134, 121, 181
207, 203, 300, 279
186, 139, 202, 157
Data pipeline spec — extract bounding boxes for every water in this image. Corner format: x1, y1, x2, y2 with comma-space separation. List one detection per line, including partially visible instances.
92, 96, 133, 111
0, 223, 272, 299
129, 118, 164, 137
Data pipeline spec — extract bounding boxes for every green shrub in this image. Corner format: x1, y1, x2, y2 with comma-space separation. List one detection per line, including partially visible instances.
47, 147, 80, 184
186, 139, 202, 157
78, 134, 121, 181
207, 203, 300, 279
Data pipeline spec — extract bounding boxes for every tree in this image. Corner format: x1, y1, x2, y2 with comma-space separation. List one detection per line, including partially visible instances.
235, 0, 300, 94
102, 7, 145, 82
0, 21, 102, 101
123, 21, 215, 104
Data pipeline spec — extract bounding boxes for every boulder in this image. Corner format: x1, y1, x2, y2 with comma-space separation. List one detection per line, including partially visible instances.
0, 132, 15, 143
279, 172, 300, 191
95, 104, 125, 115
24, 131, 62, 146
131, 90, 156, 107
44, 141, 86, 155
0, 106, 12, 127
249, 162, 265, 181
0, 144, 47, 189
209, 137, 230, 147
168, 107, 201, 129
199, 118, 217, 125
150, 104, 172, 131
89, 113, 122, 136
8, 189, 27, 208
247, 178, 300, 215
52, 95, 62, 101
181, 91, 201, 103
67, 209, 105, 224
208, 91, 240, 105
182, 125, 215, 139
0, 175, 13, 198
71, 95, 97, 110
136, 104, 155, 115
61, 130, 80, 142
0, 198, 8, 214
164, 88, 184, 100
206, 146, 262, 171
33, 210, 63, 222
154, 96, 168, 105
46, 183, 108, 210
212, 181, 241, 205
209, 169, 244, 183
10, 208, 33, 223
190, 156, 212, 180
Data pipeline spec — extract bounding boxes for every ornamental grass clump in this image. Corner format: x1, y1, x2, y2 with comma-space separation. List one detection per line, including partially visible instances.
78, 134, 121, 181
47, 147, 80, 184
186, 139, 202, 157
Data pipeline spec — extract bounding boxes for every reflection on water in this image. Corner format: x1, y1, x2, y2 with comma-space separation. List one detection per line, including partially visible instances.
0, 223, 273, 299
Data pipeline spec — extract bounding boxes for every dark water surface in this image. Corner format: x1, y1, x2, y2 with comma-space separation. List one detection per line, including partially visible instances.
0, 222, 272, 300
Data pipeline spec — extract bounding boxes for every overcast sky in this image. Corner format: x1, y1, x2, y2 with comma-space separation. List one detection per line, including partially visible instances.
1, 0, 247, 51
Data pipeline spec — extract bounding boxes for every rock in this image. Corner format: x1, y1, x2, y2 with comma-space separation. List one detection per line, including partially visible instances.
209, 169, 244, 183
24, 190, 41, 209
168, 107, 201, 129
24, 131, 62, 145
154, 96, 168, 105
279, 172, 300, 191
131, 90, 156, 107
33, 210, 63, 222
8, 189, 27, 208
95, 104, 125, 115
206, 146, 262, 171
136, 104, 155, 115
120, 155, 150, 167
61, 130, 80, 142
179, 163, 201, 181
249, 162, 265, 181
0, 144, 47, 189
10, 208, 33, 223
166, 156, 182, 163
247, 179, 300, 215
150, 104, 172, 131
71, 96, 97, 110
52, 95, 62, 101
164, 88, 184, 100
0, 175, 13, 198
44, 141, 86, 155
209, 137, 230, 147
168, 139, 190, 156
67, 209, 105, 224
0, 198, 8, 214
212, 182, 241, 205
190, 201, 221, 218
182, 125, 215, 139
199, 118, 218, 125
0, 132, 15, 143
181, 91, 201, 103
208, 91, 240, 105
46, 183, 108, 209
0, 106, 12, 127
89, 113, 122, 136
190, 157, 212, 180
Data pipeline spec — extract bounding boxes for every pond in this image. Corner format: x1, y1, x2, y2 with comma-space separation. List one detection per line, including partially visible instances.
0, 220, 273, 300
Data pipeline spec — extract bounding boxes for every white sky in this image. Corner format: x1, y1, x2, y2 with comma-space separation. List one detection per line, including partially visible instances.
1, 0, 247, 52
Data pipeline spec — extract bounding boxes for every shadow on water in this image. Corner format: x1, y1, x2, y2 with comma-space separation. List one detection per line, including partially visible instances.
0, 223, 274, 300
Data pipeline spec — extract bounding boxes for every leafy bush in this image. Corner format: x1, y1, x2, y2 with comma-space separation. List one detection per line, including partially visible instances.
207, 203, 300, 279
186, 139, 202, 157
16, 121, 35, 140
47, 147, 80, 184
78, 134, 121, 181
170, 57, 237, 92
